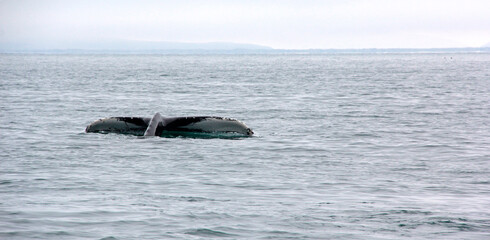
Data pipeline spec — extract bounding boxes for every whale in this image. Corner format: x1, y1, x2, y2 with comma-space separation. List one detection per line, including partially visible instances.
85, 113, 254, 138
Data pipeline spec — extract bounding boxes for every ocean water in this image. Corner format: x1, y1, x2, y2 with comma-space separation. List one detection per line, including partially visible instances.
0, 53, 489, 239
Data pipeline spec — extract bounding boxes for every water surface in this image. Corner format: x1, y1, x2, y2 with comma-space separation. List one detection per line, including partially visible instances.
1, 53, 489, 239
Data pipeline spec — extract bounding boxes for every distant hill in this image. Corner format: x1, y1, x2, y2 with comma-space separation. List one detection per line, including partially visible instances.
0, 40, 273, 52
90, 40, 273, 50
2, 41, 490, 54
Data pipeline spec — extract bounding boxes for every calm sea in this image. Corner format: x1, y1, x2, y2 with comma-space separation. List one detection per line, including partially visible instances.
1, 53, 489, 239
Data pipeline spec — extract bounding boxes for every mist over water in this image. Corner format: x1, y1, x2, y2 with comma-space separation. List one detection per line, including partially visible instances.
1, 53, 489, 239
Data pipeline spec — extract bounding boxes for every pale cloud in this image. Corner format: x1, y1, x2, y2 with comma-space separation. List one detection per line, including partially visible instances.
1, 0, 489, 49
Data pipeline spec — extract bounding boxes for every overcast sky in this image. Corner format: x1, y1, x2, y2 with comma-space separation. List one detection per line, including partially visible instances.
1, 0, 489, 49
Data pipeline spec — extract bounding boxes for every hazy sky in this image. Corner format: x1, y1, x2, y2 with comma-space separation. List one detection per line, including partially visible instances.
1, 0, 489, 49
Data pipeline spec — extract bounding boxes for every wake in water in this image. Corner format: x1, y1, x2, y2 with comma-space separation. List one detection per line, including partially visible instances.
85, 112, 254, 139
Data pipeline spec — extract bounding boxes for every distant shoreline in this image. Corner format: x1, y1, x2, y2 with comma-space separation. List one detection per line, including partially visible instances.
2, 47, 490, 54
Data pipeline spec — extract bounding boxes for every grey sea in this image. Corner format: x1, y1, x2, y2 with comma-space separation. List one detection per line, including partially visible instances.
1, 53, 489, 239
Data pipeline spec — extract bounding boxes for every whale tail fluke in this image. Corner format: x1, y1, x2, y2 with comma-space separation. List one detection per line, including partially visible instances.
144, 112, 164, 136
86, 114, 253, 138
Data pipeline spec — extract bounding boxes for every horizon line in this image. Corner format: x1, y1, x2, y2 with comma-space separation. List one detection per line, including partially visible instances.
2, 46, 490, 54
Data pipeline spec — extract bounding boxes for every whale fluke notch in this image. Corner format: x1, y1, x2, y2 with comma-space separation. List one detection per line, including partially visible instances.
144, 112, 164, 136
86, 113, 254, 138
